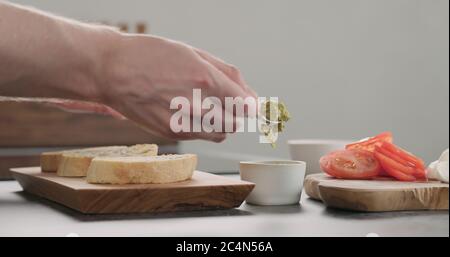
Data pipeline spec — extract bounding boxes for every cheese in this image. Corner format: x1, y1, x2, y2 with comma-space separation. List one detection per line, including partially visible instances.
427, 149, 449, 183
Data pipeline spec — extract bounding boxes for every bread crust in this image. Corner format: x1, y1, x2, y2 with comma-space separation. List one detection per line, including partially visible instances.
40, 151, 63, 172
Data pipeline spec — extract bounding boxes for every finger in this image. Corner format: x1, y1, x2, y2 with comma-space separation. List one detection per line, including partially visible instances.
195, 49, 246, 85
179, 131, 227, 143
194, 48, 258, 99
191, 104, 238, 133
205, 64, 258, 119
131, 105, 228, 143
200, 132, 227, 142
207, 64, 250, 99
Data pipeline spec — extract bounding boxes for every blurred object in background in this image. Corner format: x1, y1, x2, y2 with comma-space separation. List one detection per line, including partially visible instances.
0, 155, 39, 180
136, 22, 147, 34
117, 22, 129, 32
102, 21, 148, 33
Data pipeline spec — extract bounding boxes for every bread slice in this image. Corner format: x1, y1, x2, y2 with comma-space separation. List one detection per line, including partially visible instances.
86, 154, 197, 184
41, 146, 125, 172
55, 144, 158, 177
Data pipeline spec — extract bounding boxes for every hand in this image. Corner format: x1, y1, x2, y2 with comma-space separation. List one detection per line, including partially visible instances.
96, 34, 257, 142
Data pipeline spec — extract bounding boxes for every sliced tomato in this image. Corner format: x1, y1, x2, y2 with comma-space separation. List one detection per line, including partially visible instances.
346, 132, 393, 152
319, 151, 343, 177
319, 154, 334, 176
320, 149, 382, 179
375, 145, 426, 179
374, 151, 425, 181
380, 141, 425, 170
374, 151, 415, 175
381, 167, 416, 182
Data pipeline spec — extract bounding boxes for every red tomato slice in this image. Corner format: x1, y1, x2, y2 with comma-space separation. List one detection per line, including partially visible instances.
319, 151, 343, 177
374, 151, 416, 175
414, 170, 427, 180
380, 141, 425, 170
346, 132, 393, 152
374, 151, 419, 181
320, 149, 382, 179
384, 168, 416, 182
374, 145, 426, 179
319, 154, 334, 176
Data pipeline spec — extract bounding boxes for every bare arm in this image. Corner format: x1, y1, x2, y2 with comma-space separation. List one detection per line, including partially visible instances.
0, 1, 257, 142
0, 1, 110, 101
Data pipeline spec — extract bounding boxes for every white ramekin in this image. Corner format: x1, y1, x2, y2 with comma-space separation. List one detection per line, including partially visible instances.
239, 160, 306, 205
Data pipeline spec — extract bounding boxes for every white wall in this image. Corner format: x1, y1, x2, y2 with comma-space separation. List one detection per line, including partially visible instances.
9, 0, 449, 164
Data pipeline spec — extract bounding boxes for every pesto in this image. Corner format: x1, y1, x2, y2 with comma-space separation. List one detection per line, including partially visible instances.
260, 100, 290, 148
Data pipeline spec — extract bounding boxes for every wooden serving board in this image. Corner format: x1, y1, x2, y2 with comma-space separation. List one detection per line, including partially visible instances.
305, 174, 449, 212
11, 167, 254, 214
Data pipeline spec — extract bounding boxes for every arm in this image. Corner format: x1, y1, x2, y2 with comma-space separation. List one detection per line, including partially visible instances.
0, 1, 107, 101
0, 1, 257, 142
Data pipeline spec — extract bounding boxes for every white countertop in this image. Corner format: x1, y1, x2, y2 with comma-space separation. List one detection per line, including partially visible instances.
0, 175, 448, 237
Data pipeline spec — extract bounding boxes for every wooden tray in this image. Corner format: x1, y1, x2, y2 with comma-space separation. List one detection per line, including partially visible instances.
305, 174, 449, 212
11, 167, 254, 214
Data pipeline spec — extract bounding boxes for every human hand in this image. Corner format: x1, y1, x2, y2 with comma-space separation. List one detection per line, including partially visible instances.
96, 34, 257, 142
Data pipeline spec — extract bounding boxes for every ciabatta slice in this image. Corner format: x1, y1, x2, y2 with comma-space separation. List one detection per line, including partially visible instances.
86, 154, 197, 184
55, 144, 158, 177
41, 146, 125, 172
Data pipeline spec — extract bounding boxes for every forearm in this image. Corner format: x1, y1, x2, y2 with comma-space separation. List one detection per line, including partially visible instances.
0, 1, 117, 101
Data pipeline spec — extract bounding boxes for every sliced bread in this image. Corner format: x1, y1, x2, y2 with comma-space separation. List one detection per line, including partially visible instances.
86, 154, 197, 184
41, 146, 125, 172
55, 144, 158, 177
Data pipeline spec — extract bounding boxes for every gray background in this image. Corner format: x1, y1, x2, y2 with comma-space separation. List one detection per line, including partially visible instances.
9, 0, 449, 165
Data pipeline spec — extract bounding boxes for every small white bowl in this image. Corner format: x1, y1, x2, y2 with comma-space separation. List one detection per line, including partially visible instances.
288, 139, 350, 175
239, 160, 306, 206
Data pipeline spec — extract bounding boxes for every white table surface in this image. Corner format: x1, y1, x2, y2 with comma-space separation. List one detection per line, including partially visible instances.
0, 174, 448, 237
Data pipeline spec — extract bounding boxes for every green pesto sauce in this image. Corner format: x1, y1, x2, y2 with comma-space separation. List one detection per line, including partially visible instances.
260, 100, 291, 148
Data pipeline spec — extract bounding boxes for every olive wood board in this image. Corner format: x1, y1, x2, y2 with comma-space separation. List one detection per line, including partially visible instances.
11, 167, 255, 214
304, 174, 448, 212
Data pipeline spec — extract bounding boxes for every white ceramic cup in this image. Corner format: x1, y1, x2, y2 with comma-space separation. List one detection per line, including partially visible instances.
239, 160, 306, 206
288, 139, 350, 175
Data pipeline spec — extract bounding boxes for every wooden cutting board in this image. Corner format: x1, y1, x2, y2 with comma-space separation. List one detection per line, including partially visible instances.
305, 174, 449, 212
11, 167, 254, 214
